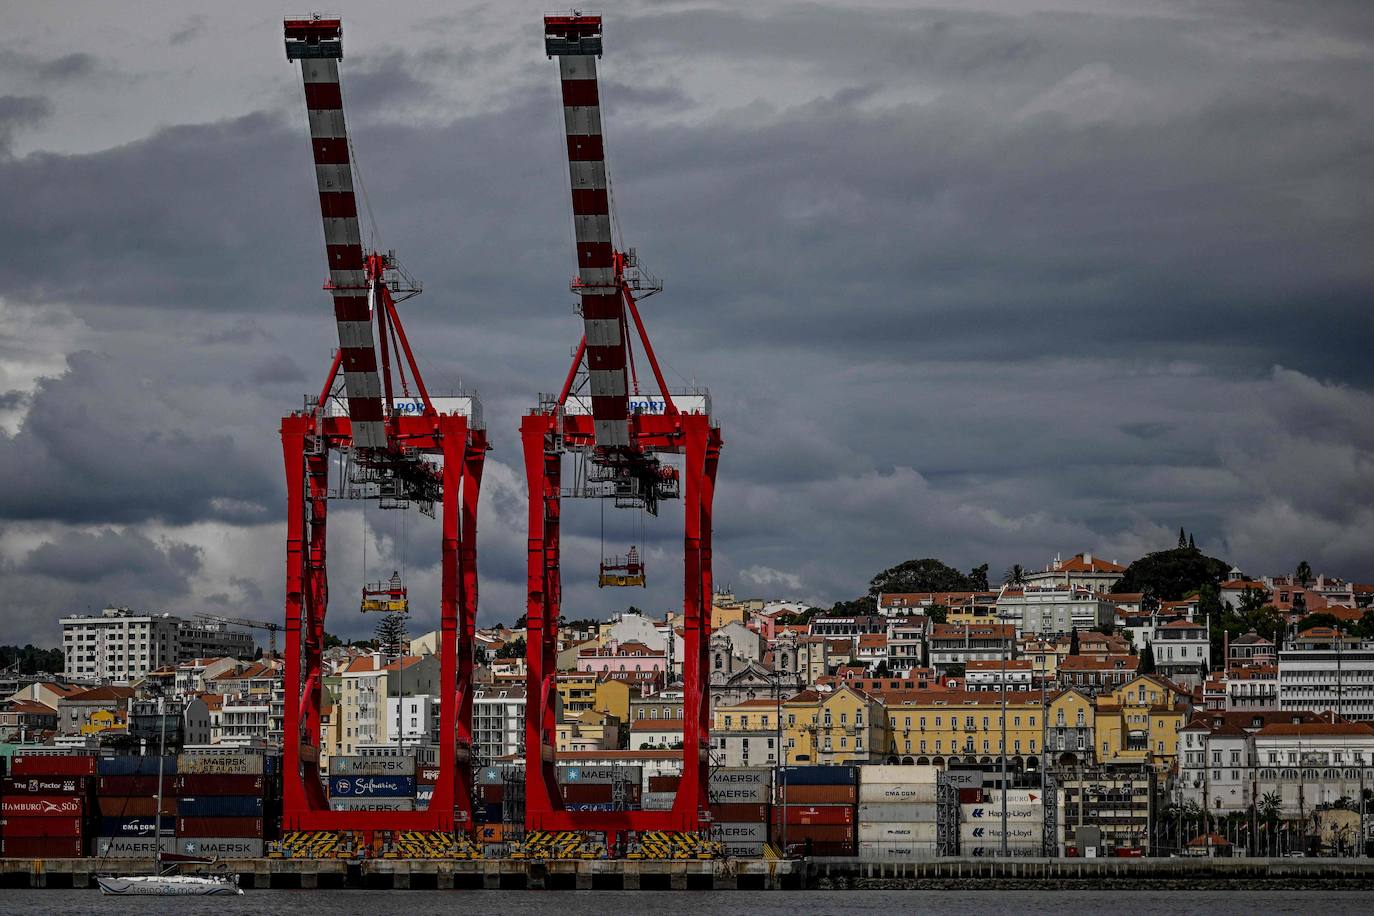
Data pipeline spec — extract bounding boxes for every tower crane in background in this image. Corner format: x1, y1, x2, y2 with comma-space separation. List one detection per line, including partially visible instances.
278, 14, 488, 839
522, 12, 723, 850
195, 613, 284, 657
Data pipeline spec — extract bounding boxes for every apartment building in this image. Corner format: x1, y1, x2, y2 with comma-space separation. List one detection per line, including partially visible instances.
1278, 627, 1374, 721
61, 607, 254, 684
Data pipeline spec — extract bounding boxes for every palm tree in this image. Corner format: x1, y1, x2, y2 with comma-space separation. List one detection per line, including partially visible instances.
1295, 560, 1313, 587
1003, 564, 1027, 586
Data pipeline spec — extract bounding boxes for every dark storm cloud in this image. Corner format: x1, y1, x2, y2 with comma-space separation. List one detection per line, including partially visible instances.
3, 1, 1373, 641
0, 95, 52, 151
0, 352, 277, 525
21, 527, 202, 585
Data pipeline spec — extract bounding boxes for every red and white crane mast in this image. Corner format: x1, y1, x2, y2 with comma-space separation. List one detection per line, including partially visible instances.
522, 13, 722, 847
279, 14, 487, 838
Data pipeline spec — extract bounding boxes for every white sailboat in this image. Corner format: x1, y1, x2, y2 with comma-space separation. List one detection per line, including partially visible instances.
96, 696, 243, 896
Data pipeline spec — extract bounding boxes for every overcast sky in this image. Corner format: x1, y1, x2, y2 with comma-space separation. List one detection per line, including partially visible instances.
2, 1, 1372, 646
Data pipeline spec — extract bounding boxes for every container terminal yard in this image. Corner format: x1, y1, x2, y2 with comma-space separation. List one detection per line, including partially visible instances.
4, 8, 1374, 897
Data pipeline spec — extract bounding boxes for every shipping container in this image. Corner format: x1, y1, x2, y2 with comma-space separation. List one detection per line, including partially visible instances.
773, 804, 854, 826
97, 775, 174, 796
176, 752, 265, 775
474, 802, 502, 822
856, 802, 938, 823
474, 783, 505, 803
95, 837, 173, 858
961, 802, 1045, 822
959, 822, 1043, 843
858, 765, 940, 785
329, 756, 416, 776
177, 795, 264, 817
171, 774, 265, 796
329, 775, 415, 798
175, 816, 263, 838
1, 795, 84, 817
98, 815, 175, 837
417, 766, 440, 785
719, 842, 767, 858
415, 786, 434, 805
858, 782, 939, 804
10, 755, 97, 778
475, 765, 520, 786
0, 816, 83, 837
709, 821, 768, 843
97, 756, 177, 777
647, 775, 681, 793
2, 776, 89, 796
972, 789, 1044, 807
176, 837, 265, 858
857, 821, 938, 843
1, 836, 85, 857
772, 824, 854, 843
858, 840, 938, 859
556, 765, 642, 785
641, 791, 674, 810
708, 782, 768, 804
560, 783, 640, 804
780, 839, 854, 857
327, 798, 414, 812
958, 787, 983, 804
96, 796, 175, 817
962, 843, 1042, 858
474, 823, 504, 844
781, 784, 856, 805
710, 767, 772, 789
709, 803, 768, 823
781, 765, 856, 785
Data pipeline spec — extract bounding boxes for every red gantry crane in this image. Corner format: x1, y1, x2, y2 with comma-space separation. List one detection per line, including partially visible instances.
522, 13, 723, 847
279, 14, 488, 837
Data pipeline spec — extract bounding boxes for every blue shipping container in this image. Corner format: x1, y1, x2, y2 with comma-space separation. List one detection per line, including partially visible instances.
97, 756, 178, 777
328, 775, 415, 798
474, 802, 502, 823
781, 766, 857, 786
98, 816, 175, 837
176, 795, 264, 817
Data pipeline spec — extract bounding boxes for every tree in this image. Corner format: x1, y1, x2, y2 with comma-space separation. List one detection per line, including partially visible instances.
1178, 527, 1187, 549
967, 564, 990, 591
867, 558, 982, 596
374, 613, 408, 659
945, 664, 965, 678
1003, 564, 1027, 586
0, 645, 64, 675
926, 604, 949, 625
1140, 642, 1156, 674
1295, 561, 1313, 587
1069, 629, 1081, 656
1297, 612, 1350, 634
872, 659, 891, 678
1112, 546, 1231, 609
1355, 611, 1374, 640
1092, 623, 1116, 637
323, 632, 344, 650
496, 637, 526, 659
1188, 533, 1196, 550
513, 614, 528, 629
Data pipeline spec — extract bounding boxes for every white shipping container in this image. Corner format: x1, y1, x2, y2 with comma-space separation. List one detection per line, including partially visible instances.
859, 783, 939, 804
710, 767, 772, 788
978, 789, 1044, 806
720, 842, 767, 858
859, 840, 939, 859
963, 843, 1042, 858
857, 802, 938, 823
710, 821, 768, 843
858, 821, 938, 843
961, 802, 1044, 822
708, 782, 768, 804
959, 822, 1043, 843
858, 765, 940, 785
642, 791, 675, 810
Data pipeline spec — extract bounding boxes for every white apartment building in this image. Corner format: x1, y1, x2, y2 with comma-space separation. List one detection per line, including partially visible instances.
384, 694, 439, 747
473, 685, 526, 762
1024, 553, 1125, 593
1151, 619, 1210, 687
62, 607, 254, 685
996, 586, 1116, 635
1279, 628, 1374, 721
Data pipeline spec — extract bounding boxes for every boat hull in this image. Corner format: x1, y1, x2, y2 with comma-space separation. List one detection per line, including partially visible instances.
97, 875, 242, 896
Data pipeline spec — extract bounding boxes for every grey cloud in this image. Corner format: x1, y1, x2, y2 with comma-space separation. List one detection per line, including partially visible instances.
22, 527, 203, 585
0, 95, 52, 151
250, 354, 307, 386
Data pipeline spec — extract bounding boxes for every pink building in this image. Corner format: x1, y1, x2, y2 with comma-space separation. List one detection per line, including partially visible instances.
576, 640, 666, 676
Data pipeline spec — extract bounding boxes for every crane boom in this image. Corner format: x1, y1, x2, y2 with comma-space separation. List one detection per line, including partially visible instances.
285, 16, 387, 450
546, 15, 630, 451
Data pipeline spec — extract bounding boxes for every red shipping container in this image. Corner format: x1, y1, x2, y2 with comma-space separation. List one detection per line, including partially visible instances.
773, 824, 854, 844
1, 836, 85, 857
648, 775, 681, 792
417, 767, 440, 785
709, 803, 768, 822
1, 795, 84, 817
97, 796, 176, 817
476, 784, 505, 803
560, 783, 640, 804
781, 784, 856, 804
176, 817, 263, 838
773, 804, 854, 826
3, 777, 90, 796
98, 776, 173, 796
11, 756, 97, 778
1, 816, 84, 837
172, 774, 265, 796
790, 840, 855, 857
958, 788, 982, 804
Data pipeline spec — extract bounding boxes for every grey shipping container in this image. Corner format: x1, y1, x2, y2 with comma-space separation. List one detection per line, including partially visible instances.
556, 765, 641, 784
708, 782, 768, 804
328, 798, 415, 811
709, 768, 772, 788
329, 756, 416, 776
95, 837, 174, 858
177, 753, 265, 775
708, 821, 768, 843
720, 842, 768, 858
177, 837, 265, 858
857, 802, 938, 823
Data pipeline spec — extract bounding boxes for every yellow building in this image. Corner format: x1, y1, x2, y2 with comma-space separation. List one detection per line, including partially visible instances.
947, 604, 1000, 626
81, 708, 125, 736
556, 672, 598, 719
1020, 637, 1060, 679
714, 697, 781, 734
783, 684, 886, 765
1094, 674, 1189, 770
1045, 687, 1095, 766
556, 709, 621, 752
877, 690, 1044, 765
593, 678, 635, 724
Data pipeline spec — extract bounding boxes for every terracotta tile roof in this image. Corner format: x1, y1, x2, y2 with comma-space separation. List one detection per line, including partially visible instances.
64, 686, 135, 702
1255, 721, 1374, 738
630, 718, 684, 732
1050, 553, 1125, 574
965, 659, 1033, 671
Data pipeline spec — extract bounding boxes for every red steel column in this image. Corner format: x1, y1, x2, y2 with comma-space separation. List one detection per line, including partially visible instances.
522, 414, 564, 825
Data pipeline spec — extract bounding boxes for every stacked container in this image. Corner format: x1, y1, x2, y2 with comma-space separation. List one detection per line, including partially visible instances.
1, 753, 96, 858
707, 767, 771, 857
556, 765, 642, 811
93, 755, 177, 858
857, 765, 939, 859
959, 787, 1045, 857
328, 755, 416, 811
473, 764, 518, 825
643, 773, 679, 811
175, 749, 278, 857
772, 765, 856, 856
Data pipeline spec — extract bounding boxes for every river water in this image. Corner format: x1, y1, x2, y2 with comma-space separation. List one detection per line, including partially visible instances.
2, 889, 1366, 915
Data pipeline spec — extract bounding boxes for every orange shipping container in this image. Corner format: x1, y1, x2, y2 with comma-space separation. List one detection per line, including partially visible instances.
781, 784, 856, 805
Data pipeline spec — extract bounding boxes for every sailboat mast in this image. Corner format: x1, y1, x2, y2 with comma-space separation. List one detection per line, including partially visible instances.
155, 694, 167, 873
